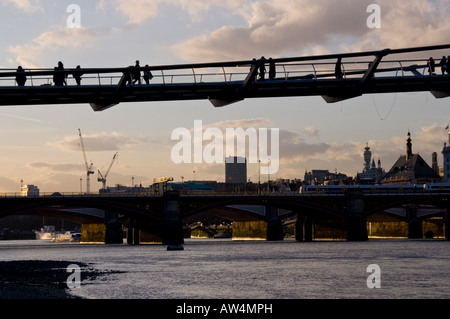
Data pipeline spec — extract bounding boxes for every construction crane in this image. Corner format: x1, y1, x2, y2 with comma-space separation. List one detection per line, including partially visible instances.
78, 128, 94, 194
98, 152, 118, 189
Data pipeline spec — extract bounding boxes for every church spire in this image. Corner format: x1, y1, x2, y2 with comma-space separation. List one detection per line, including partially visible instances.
406, 131, 412, 160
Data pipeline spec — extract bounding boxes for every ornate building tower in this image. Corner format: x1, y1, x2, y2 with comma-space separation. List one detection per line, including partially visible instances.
442, 133, 450, 182
406, 131, 412, 160
363, 143, 372, 173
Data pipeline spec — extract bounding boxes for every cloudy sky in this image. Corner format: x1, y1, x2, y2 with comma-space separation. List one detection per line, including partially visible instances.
1, 0, 450, 193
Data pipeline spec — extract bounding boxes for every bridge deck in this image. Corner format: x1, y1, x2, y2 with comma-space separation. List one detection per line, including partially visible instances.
1, 44, 450, 111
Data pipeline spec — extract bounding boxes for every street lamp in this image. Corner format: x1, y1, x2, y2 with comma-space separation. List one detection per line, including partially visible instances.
258, 160, 261, 194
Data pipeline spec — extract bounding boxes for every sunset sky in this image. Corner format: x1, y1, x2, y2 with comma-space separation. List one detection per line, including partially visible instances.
1, 0, 450, 193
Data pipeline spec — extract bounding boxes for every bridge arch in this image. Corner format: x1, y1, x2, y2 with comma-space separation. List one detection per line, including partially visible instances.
0, 197, 163, 225
180, 196, 344, 222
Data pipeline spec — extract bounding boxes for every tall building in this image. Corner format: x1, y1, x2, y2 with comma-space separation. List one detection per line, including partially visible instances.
356, 143, 385, 184
225, 156, 247, 184
382, 132, 440, 185
442, 133, 450, 181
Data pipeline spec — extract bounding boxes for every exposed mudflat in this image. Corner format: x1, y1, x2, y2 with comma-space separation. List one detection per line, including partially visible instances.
0, 260, 119, 299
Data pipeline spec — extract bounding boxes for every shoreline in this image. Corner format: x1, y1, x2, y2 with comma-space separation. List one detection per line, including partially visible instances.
0, 260, 118, 299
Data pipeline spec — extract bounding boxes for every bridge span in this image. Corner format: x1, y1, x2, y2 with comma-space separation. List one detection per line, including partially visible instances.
1, 44, 450, 111
1, 190, 448, 247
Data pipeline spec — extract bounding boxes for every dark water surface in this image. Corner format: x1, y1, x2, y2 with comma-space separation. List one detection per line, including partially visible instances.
0, 238, 449, 299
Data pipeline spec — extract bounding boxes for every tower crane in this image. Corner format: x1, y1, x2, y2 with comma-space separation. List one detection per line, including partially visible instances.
98, 152, 118, 189
78, 128, 94, 194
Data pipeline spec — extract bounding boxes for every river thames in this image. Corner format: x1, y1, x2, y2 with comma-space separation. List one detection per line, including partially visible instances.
0, 238, 449, 300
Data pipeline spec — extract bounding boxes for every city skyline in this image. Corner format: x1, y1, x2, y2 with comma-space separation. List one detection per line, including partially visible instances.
1, 0, 450, 193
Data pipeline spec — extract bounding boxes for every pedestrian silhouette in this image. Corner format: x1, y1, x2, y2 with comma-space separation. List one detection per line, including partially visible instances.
53, 67, 64, 86
258, 56, 266, 81
428, 57, 436, 75
125, 66, 134, 85
335, 57, 343, 79
56, 61, 67, 85
143, 64, 153, 84
132, 60, 141, 85
73, 65, 83, 85
15, 66, 26, 86
269, 58, 276, 80
440, 56, 447, 74
251, 58, 258, 81
447, 56, 450, 74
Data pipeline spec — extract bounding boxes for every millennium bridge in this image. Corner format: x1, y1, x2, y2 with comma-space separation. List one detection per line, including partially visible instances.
1, 44, 450, 111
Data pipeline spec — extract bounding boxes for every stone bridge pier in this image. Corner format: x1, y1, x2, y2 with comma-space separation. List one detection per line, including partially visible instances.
80, 211, 123, 244
125, 191, 184, 250
346, 191, 368, 241
445, 205, 450, 240
295, 215, 313, 242
232, 206, 283, 241
406, 203, 422, 239
163, 191, 184, 250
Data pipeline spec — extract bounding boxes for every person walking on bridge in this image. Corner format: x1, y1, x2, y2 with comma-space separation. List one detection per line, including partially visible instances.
143, 65, 153, 84
55, 61, 67, 86
15, 66, 26, 86
428, 57, 436, 75
447, 56, 450, 74
335, 57, 343, 79
440, 56, 447, 74
132, 60, 141, 85
269, 58, 276, 80
258, 56, 266, 81
73, 65, 83, 85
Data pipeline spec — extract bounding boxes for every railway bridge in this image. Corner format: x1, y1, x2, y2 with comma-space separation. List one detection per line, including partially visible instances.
0, 190, 448, 248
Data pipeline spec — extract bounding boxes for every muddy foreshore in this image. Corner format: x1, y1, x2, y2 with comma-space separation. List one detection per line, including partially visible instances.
0, 260, 119, 299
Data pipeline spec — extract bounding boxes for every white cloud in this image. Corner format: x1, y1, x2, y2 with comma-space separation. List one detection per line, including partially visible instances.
8, 27, 97, 68
27, 162, 83, 172
171, 0, 450, 62
49, 132, 145, 152
2, 0, 42, 12
97, 0, 244, 25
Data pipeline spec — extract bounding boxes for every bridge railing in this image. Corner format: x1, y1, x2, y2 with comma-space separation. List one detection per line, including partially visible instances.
1, 188, 449, 198
0, 57, 439, 89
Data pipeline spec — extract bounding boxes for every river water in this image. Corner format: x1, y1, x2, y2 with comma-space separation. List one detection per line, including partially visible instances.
0, 238, 449, 300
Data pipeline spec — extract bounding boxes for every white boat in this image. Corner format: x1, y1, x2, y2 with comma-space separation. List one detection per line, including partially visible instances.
35, 225, 56, 240
51, 231, 81, 242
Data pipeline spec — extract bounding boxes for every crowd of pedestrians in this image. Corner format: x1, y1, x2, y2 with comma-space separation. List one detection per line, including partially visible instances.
11, 55, 450, 88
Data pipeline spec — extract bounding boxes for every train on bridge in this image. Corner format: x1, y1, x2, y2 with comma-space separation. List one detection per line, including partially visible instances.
299, 183, 450, 194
